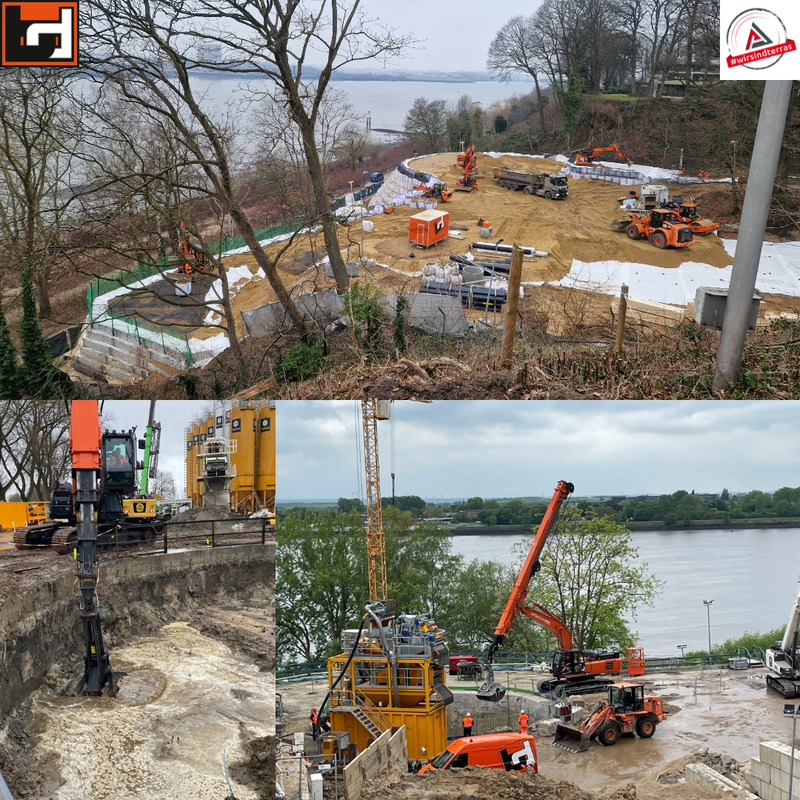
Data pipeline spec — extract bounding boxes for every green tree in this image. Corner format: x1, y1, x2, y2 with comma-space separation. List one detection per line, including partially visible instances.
337, 497, 366, 513
381, 495, 426, 514
19, 270, 55, 398
276, 510, 367, 663
470, 106, 484, 142
384, 508, 463, 619
519, 510, 663, 650
0, 305, 20, 399
465, 496, 484, 510
555, 61, 584, 147
447, 559, 511, 650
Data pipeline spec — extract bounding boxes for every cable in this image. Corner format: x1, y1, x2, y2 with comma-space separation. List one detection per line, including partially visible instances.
319, 613, 367, 719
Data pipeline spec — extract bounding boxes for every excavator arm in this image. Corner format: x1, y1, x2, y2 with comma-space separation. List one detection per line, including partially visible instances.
574, 144, 631, 166
477, 480, 574, 701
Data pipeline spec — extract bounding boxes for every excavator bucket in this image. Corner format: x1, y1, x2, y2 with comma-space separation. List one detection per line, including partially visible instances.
610, 219, 627, 231
553, 723, 590, 752
476, 679, 506, 702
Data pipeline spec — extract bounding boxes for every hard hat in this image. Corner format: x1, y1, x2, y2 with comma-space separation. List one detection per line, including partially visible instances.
312, 707, 317, 711
466, 712, 471, 717
521, 710, 526, 714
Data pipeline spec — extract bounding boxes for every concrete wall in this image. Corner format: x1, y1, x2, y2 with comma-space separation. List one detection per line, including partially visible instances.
240, 288, 343, 337
343, 726, 407, 800
686, 763, 758, 798
749, 741, 800, 800
0, 544, 274, 723
447, 690, 551, 738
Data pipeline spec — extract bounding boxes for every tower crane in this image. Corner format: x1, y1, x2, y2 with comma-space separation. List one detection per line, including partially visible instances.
361, 399, 389, 603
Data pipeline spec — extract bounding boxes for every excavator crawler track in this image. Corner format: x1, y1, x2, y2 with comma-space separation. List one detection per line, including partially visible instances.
52, 526, 78, 555
14, 522, 70, 549
767, 675, 800, 698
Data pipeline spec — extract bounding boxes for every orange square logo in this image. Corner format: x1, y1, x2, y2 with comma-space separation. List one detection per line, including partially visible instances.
1, 0, 78, 66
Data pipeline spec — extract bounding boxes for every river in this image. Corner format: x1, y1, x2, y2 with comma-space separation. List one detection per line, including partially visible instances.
450, 527, 800, 657
189, 75, 534, 137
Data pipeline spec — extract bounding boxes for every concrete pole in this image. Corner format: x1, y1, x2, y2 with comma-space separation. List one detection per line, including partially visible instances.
712, 81, 793, 393
789, 708, 798, 800
500, 245, 524, 367
614, 284, 629, 353
0, 770, 13, 800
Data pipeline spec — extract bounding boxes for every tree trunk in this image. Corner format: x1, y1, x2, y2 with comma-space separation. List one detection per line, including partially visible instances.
34, 270, 53, 319
298, 118, 350, 294
532, 73, 547, 138
213, 260, 242, 362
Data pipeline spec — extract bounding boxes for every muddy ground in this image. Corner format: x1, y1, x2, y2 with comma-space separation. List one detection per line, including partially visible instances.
277, 665, 789, 798
0, 535, 275, 799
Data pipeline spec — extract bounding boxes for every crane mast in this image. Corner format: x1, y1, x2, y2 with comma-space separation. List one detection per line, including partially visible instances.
361, 400, 389, 603
139, 400, 161, 496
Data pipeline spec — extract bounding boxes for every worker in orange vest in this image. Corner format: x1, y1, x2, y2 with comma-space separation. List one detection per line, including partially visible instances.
518, 710, 529, 734
462, 711, 473, 737
310, 707, 319, 741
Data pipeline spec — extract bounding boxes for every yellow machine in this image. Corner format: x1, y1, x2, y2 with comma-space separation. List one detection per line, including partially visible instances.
122, 497, 158, 519
0, 501, 48, 531
323, 400, 452, 762
326, 607, 452, 760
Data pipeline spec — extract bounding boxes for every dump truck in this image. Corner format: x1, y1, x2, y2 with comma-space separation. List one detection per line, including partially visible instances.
553, 683, 667, 751
493, 167, 568, 200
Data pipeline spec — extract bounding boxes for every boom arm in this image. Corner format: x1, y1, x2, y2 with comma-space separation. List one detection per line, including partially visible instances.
781, 584, 800, 655
486, 480, 574, 664
522, 601, 574, 650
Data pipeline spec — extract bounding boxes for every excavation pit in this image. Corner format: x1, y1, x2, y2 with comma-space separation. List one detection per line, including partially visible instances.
0, 543, 275, 799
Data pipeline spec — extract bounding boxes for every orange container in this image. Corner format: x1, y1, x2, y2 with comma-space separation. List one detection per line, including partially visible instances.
408, 210, 449, 248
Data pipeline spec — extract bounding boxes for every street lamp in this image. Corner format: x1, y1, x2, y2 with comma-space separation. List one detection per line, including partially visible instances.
361, 171, 369, 259
786, 704, 800, 800
677, 644, 687, 659
703, 600, 713, 663
730, 140, 740, 211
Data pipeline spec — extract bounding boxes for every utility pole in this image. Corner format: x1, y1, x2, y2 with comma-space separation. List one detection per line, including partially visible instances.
712, 81, 793, 393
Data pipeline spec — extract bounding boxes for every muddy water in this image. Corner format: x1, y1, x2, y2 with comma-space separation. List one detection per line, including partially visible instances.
29, 623, 274, 799
452, 527, 800, 655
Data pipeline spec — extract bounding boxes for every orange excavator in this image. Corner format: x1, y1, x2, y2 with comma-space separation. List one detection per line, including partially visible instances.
477, 480, 573, 702
573, 144, 632, 167
176, 221, 208, 275
456, 144, 478, 192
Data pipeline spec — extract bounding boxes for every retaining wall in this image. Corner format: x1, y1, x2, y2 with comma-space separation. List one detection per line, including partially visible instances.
343, 726, 407, 800
748, 741, 800, 800
0, 544, 274, 723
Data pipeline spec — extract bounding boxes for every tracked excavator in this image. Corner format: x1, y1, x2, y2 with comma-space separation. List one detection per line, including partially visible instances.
14, 409, 165, 553
766, 582, 800, 697
573, 144, 632, 166
476, 480, 573, 702
456, 144, 478, 192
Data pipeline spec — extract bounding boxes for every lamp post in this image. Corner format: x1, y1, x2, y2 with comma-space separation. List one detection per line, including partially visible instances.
731, 140, 740, 211
786, 704, 799, 800
703, 600, 713, 663
361, 171, 369, 259
677, 644, 687, 659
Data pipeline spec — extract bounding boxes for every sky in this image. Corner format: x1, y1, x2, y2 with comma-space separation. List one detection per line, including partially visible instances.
102, 401, 214, 495
354, 0, 542, 73
277, 401, 800, 502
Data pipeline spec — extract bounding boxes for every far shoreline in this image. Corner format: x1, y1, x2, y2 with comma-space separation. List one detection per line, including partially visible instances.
450, 518, 800, 536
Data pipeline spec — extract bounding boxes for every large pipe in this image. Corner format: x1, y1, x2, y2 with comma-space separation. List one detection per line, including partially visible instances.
713, 81, 793, 392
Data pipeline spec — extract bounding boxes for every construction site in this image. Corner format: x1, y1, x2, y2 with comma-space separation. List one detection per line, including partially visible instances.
276, 401, 800, 800
0, 400, 276, 799
58, 147, 800, 395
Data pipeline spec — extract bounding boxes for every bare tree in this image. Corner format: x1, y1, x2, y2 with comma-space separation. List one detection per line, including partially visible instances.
82, 0, 311, 340
0, 401, 70, 501
335, 125, 371, 171
404, 98, 449, 152
0, 70, 79, 318
487, 16, 548, 137
151, 468, 176, 499
183, 0, 414, 294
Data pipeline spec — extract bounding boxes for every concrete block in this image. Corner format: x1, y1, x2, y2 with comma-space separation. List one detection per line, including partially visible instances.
771, 765, 800, 799
763, 782, 789, 800
748, 773, 767, 795
685, 763, 759, 799
752, 756, 771, 783
763, 743, 787, 770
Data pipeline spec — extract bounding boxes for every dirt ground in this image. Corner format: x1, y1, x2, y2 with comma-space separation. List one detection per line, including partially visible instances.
114, 152, 749, 341
277, 665, 789, 799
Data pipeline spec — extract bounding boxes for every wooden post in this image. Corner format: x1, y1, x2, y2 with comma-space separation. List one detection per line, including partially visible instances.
500, 244, 524, 367
614, 284, 629, 353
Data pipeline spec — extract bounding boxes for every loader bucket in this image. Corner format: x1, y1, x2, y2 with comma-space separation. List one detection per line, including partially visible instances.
476, 680, 506, 702
610, 219, 625, 231
553, 724, 590, 752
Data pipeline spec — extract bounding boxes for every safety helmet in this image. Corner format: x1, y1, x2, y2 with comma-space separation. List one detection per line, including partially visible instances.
521, 710, 526, 714
312, 707, 317, 711
466, 712, 471, 717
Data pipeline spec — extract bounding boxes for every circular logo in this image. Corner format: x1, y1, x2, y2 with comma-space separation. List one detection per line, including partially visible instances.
726, 8, 791, 69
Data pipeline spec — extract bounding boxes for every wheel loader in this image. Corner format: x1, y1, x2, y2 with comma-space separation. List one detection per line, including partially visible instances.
553, 682, 667, 751
611, 208, 694, 249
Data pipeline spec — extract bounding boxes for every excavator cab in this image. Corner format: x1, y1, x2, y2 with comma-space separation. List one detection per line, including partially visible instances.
609, 683, 644, 714
553, 649, 587, 677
